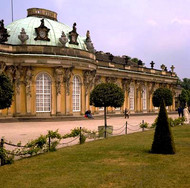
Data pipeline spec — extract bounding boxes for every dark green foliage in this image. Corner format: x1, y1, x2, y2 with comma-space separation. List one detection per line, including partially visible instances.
0, 147, 14, 165
180, 78, 190, 90
90, 83, 124, 108
151, 100, 176, 154
0, 73, 14, 109
152, 88, 173, 107
151, 117, 185, 128
179, 78, 190, 107
179, 89, 189, 107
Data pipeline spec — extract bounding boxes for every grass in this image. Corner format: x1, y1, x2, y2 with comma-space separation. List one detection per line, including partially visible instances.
0, 125, 190, 188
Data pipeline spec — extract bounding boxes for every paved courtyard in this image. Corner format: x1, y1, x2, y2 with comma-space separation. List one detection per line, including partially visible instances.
0, 114, 178, 146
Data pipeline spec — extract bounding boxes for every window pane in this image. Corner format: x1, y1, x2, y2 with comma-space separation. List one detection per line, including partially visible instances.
73, 76, 81, 112
36, 73, 51, 112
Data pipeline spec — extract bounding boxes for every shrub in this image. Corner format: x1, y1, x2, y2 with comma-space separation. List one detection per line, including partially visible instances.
152, 88, 173, 107
0, 73, 14, 109
151, 100, 176, 154
140, 122, 149, 128
151, 117, 185, 128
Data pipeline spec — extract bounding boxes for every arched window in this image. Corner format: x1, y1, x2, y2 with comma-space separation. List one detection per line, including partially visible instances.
142, 87, 147, 110
36, 73, 51, 112
129, 85, 134, 110
72, 76, 81, 112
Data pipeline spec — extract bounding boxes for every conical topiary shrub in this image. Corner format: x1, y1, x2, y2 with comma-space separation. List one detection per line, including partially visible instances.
151, 99, 176, 154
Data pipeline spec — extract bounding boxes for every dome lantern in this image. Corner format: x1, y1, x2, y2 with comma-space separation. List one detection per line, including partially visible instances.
27, 8, 57, 21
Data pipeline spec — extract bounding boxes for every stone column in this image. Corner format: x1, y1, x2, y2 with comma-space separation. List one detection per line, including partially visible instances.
5, 65, 14, 116
122, 79, 131, 111
83, 70, 96, 112
172, 89, 176, 111
93, 75, 101, 114
54, 67, 63, 115
14, 65, 24, 115
64, 67, 73, 115
135, 82, 141, 112
25, 67, 33, 115
147, 83, 153, 112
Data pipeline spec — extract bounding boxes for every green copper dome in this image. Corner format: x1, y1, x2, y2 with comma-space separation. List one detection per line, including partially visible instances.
6, 11, 87, 51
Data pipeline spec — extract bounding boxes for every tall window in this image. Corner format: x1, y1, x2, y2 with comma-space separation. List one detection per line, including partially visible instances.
142, 87, 147, 110
73, 76, 81, 112
36, 73, 51, 112
129, 85, 134, 110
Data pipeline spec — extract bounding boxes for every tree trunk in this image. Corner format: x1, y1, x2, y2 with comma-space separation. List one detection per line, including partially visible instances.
104, 106, 107, 138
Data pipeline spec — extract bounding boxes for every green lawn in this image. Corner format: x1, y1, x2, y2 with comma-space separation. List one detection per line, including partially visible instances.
0, 125, 190, 188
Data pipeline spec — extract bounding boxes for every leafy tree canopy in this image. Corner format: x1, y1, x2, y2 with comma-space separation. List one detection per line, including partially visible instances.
152, 88, 173, 107
179, 78, 190, 107
180, 78, 190, 90
179, 89, 190, 107
90, 83, 124, 108
0, 73, 14, 109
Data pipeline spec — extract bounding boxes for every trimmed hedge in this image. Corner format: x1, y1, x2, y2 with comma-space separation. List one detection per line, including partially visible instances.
152, 88, 173, 107
151, 100, 176, 154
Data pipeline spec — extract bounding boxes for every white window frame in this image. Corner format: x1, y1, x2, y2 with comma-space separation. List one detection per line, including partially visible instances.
72, 76, 81, 112
36, 73, 51, 112
129, 85, 134, 110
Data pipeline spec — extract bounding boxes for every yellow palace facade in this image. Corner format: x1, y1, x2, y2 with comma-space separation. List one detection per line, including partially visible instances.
0, 8, 179, 118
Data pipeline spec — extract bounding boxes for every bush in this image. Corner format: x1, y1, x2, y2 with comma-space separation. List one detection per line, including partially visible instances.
140, 122, 149, 128
152, 88, 173, 107
151, 100, 176, 154
0, 73, 14, 109
151, 117, 185, 128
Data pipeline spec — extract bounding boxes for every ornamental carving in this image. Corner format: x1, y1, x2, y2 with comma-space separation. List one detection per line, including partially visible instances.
59, 31, 68, 47
0, 61, 6, 74
106, 77, 117, 84
25, 67, 33, 97
69, 23, 78, 45
148, 82, 155, 95
63, 67, 73, 95
85, 30, 95, 53
136, 81, 144, 98
54, 67, 63, 95
160, 64, 165, 71
83, 70, 96, 95
170, 65, 175, 73
6, 65, 15, 83
0, 20, 10, 43
94, 75, 102, 86
18, 28, 29, 44
34, 19, 50, 41
15, 65, 24, 95
122, 79, 132, 93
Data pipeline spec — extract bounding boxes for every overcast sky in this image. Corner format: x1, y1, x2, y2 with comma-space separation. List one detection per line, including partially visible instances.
1, 0, 190, 79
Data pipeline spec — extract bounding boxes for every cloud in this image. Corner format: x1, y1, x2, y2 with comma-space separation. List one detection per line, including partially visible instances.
171, 18, 190, 25
54, 0, 66, 9
146, 19, 158, 26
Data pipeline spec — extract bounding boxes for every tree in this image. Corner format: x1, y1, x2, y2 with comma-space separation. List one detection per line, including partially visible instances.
152, 88, 173, 107
180, 78, 190, 90
151, 99, 176, 154
179, 89, 189, 107
90, 83, 124, 137
179, 78, 190, 107
0, 73, 14, 109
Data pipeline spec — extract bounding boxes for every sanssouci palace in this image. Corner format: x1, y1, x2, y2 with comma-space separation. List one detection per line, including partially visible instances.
0, 8, 180, 118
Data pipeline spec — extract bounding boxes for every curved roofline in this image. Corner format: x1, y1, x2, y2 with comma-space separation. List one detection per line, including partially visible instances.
27, 8, 58, 21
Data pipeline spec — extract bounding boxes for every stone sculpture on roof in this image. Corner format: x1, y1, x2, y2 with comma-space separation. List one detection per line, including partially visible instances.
69, 22, 79, 45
